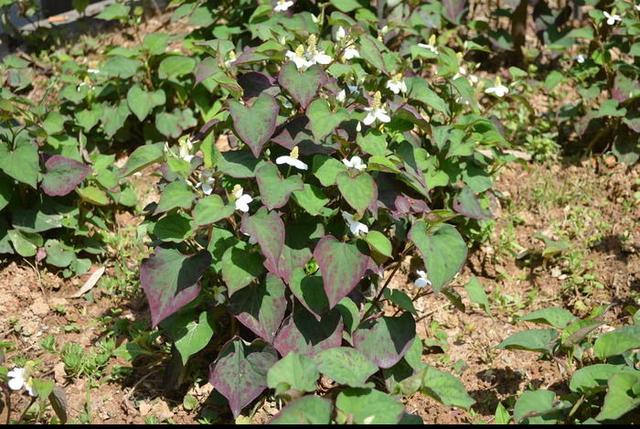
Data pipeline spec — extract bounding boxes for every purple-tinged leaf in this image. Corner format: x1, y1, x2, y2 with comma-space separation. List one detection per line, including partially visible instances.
209, 339, 278, 418
376, 173, 430, 220
228, 93, 279, 158
452, 186, 492, 220
40, 155, 91, 197
353, 314, 416, 369
313, 235, 370, 310
278, 62, 326, 109
240, 207, 285, 275
274, 220, 322, 283
255, 162, 304, 210
229, 274, 287, 343
336, 171, 378, 217
140, 247, 212, 327
442, 0, 468, 24
238, 71, 278, 101
272, 116, 338, 155
273, 307, 343, 357
195, 57, 219, 85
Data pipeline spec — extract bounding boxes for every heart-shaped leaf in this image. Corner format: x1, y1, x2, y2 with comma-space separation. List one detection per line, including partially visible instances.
221, 246, 265, 296
41, 155, 92, 197
140, 247, 212, 327
267, 352, 319, 394
336, 388, 405, 424
313, 347, 378, 388
0, 140, 39, 189
209, 339, 278, 418
452, 186, 491, 220
271, 395, 333, 424
278, 62, 325, 109
127, 84, 166, 121
192, 195, 234, 226
229, 94, 279, 157
240, 207, 285, 275
255, 162, 304, 210
353, 314, 416, 369
288, 268, 329, 319
273, 307, 344, 357
229, 274, 287, 343
336, 171, 378, 216
409, 222, 467, 292
313, 235, 370, 309
307, 99, 348, 141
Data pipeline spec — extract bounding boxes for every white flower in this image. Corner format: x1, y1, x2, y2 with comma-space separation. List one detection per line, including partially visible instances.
196, 169, 215, 195
232, 185, 253, 213
7, 367, 35, 397
386, 73, 407, 95
342, 212, 368, 237
87, 68, 100, 74
575, 54, 585, 64
342, 155, 367, 171
276, 146, 308, 170
356, 121, 362, 132
175, 136, 195, 163
485, 78, 509, 97
342, 45, 360, 60
636, 5, 640, 12
603, 11, 622, 25
274, 0, 293, 12
417, 34, 439, 55
414, 270, 432, 288
336, 89, 346, 103
285, 35, 332, 71
363, 91, 391, 125
347, 84, 359, 94
335, 26, 347, 41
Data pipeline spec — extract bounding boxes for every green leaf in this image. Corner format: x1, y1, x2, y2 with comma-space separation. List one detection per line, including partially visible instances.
312, 155, 347, 186
520, 307, 576, 329
255, 162, 304, 210
453, 186, 491, 220
158, 55, 197, 80
0, 174, 12, 210
8, 229, 42, 257
593, 325, 640, 359
267, 352, 319, 394
96, 2, 129, 20
221, 246, 265, 296
42, 112, 66, 135
597, 372, 640, 421
292, 184, 333, 217
330, 0, 363, 12
336, 388, 404, 424
127, 85, 166, 121
102, 55, 141, 79
240, 207, 285, 275
383, 289, 416, 315
570, 364, 633, 394
314, 347, 378, 388
154, 212, 193, 242
278, 62, 324, 109
307, 99, 348, 141
495, 402, 511, 424
101, 101, 130, 138
120, 143, 165, 177
164, 311, 215, 365
497, 329, 558, 354
271, 395, 333, 424
409, 222, 467, 292
44, 239, 75, 268
155, 180, 194, 215
336, 171, 377, 216
406, 77, 449, 115
421, 365, 475, 410
0, 140, 39, 188
155, 108, 197, 139
75, 105, 103, 132
513, 390, 558, 424
192, 195, 234, 226
359, 35, 387, 73
76, 186, 110, 206
365, 230, 392, 258
143, 33, 170, 55
464, 276, 490, 315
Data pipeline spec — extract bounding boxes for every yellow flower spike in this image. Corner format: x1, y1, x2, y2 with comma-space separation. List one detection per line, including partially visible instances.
428, 34, 436, 46
228, 50, 236, 61
372, 91, 382, 109
295, 44, 305, 57
496, 76, 502, 86
290, 146, 299, 159
393, 72, 403, 82
307, 34, 317, 52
